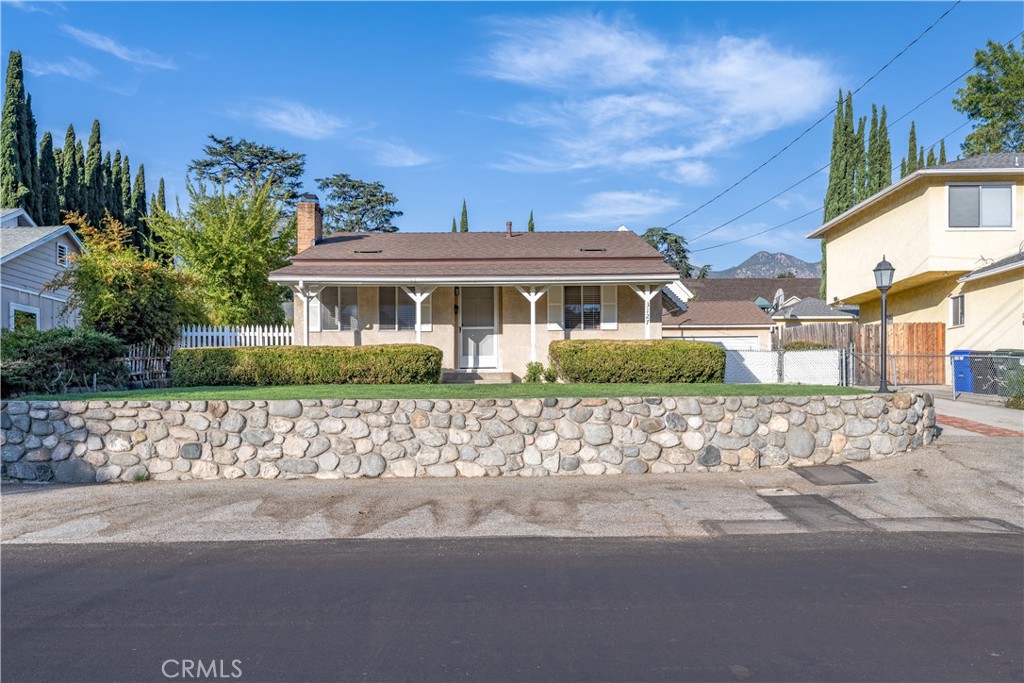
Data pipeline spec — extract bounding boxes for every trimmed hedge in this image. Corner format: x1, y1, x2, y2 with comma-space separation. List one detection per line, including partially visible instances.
0, 328, 128, 397
172, 344, 443, 387
549, 339, 725, 384
782, 341, 833, 351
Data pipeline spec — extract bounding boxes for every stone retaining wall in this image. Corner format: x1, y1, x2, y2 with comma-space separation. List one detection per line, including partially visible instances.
0, 393, 935, 484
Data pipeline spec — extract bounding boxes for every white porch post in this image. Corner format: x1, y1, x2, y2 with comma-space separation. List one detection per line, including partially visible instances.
629, 285, 663, 340
293, 281, 324, 346
401, 286, 436, 344
515, 286, 548, 363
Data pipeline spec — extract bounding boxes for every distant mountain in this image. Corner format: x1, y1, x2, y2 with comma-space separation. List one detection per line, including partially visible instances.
707, 251, 822, 279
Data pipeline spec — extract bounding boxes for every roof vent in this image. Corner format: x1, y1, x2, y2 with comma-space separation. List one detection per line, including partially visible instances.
354, 249, 382, 254
580, 248, 607, 252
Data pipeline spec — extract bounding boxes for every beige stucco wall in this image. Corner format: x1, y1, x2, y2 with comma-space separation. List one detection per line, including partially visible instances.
822, 173, 1023, 304
662, 326, 774, 350
294, 285, 662, 377
859, 269, 1024, 355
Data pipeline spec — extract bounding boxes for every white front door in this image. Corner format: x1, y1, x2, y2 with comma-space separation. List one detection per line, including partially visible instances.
460, 287, 497, 369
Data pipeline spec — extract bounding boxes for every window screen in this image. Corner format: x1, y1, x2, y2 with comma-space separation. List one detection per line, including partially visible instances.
980, 186, 1012, 227
950, 295, 965, 327
564, 286, 601, 330
379, 287, 418, 331
320, 287, 358, 331
950, 184, 1012, 228
949, 186, 980, 227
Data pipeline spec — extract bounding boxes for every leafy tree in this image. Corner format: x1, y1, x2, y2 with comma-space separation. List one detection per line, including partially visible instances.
641, 226, 693, 277
314, 173, 402, 233
148, 180, 293, 325
776, 271, 796, 278
459, 199, 469, 232
694, 264, 711, 279
952, 39, 1024, 155
49, 211, 203, 346
189, 134, 306, 203
1, 50, 28, 210
84, 119, 103, 221
36, 132, 60, 225
527, 210, 535, 232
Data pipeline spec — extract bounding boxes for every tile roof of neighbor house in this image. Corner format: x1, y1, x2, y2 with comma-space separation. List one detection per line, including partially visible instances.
662, 300, 775, 327
959, 250, 1024, 283
681, 277, 821, 303
772, 297, 858, 320
0, 225, 79, 262
270, 230, 679, 281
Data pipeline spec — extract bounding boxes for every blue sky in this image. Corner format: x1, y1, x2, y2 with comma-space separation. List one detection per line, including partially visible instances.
3, 1, 1020, 270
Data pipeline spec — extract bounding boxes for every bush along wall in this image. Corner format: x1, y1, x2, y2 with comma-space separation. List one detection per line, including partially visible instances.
550, 340, 725, 383
1, 392, 935, 483
172, 344, 443, 387
0, 328, 128, 398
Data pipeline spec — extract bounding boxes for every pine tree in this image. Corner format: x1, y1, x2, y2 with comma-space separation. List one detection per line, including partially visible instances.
36, 131, 59, 225
451, 217, 456, 233
926, 147, 936, 167
121, 155, 133, 225
939, 139, 947, 165
527, 210, 535, 232
877, 106, 892, 189
1, 50, 28, 210
59, 124, 79, 216
25, 94, 40, 220
459, 199, 469, 232
84, 119, 103, 222
131, 163, 148, 250
110, 150, 124, 222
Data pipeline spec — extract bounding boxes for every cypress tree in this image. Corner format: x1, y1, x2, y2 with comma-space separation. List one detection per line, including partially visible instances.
900, 158, 906, 178
820, 90, 849, 299
459, 199, 469, 232
917, 146, 925, 170
84, 119, 103, 222
939, 139, 947, 165
451, 217, 456, 233
102, 150, 113, 218
877, 106, 892, 189
154, 177, 166, 213
866, 105, 879, 196
59, 125, 79, 216
1, 50, 28, 210
36, 132, 59, 225
121, 155, 133, 225
527, 210, 535, 232
75, 140, 85, 212
905, 122, 918, 176
926, 147, 936, 167
110, 150, 124, 222
853, 115, 867, 202
131, 163, 148, 250
25, 94, 40, 220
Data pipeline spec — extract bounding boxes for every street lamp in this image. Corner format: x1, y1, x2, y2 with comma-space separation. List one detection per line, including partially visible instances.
873, 256, 895, 393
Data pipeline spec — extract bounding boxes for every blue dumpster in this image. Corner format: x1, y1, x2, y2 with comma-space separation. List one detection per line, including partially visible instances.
951, 350, 974, 393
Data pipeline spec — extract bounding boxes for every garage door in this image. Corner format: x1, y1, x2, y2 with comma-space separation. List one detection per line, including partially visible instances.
689, 336, 760, 351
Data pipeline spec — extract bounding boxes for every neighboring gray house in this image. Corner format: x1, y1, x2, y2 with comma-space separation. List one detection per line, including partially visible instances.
1, 208, 84, 331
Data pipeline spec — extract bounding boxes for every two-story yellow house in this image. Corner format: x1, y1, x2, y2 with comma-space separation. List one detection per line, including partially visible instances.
808, 153, 1024, 360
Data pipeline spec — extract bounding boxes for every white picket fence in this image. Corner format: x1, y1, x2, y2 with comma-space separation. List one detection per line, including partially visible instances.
177, 324, 294, 349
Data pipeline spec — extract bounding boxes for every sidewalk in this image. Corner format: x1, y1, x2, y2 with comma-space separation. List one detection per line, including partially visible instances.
932, 397, 1024, 437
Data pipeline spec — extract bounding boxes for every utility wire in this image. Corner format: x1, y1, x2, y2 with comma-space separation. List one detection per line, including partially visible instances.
685, 30, 1022, 246
658, 0, 963, 232
690, 120, 973, 254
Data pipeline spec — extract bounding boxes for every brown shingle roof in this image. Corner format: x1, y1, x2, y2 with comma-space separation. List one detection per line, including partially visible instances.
271, 230, 678, 281
682, 277, 820, 302
663, 300, 775, 327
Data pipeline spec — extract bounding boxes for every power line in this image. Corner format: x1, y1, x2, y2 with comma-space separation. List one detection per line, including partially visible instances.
658, 0, 963, 232
685, 30, 1022, 245
690, 120, 973, 254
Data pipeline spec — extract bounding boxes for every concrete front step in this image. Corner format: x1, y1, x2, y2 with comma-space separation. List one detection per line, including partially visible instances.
441, 371, 517, 384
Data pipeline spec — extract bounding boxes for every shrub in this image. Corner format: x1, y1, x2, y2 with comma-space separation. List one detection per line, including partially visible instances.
171, 344, 442, 387
524, 362, 544, 383
548, 339, 725, 384
782, 341, 833, 351
543, 365, 559, 383
0, 328, 128, 397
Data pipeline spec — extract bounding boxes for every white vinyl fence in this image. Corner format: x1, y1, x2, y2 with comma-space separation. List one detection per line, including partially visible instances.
177, 324, 294, 349
725, 349, 846, 386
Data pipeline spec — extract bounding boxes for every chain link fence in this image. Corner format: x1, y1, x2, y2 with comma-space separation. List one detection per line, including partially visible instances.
850, 351, 1024, 400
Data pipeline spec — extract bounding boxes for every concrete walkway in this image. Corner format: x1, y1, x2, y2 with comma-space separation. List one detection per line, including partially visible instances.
3, 433, 1020, 544
933, 397, 1024, 436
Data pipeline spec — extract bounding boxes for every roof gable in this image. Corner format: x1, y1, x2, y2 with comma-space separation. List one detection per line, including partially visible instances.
1, 225, 84, 264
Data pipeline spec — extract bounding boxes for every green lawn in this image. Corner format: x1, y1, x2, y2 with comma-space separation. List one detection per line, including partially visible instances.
18, 383, 871, 401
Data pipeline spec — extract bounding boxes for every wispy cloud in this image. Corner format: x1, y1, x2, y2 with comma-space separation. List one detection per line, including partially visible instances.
24, 56, 97, 81
248, 100, 348, 140
60, 25, 176, 70
560, 190, 681, 224
367, 140, 432, 168
478, 13, 836, 181
7, 0, 64, 15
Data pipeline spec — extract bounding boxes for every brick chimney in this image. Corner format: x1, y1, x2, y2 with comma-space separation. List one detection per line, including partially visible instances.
506, 220, 512, 237
296, 193, 323, 253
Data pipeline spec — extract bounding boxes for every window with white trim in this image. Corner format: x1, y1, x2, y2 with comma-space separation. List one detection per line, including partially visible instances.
56, 242, 69, 267
319, 286, 358, 331
564, 286, 601, 330
949, 184, 1012, 228
378, 287, 430, 331
9, 303, 40, 331
950, 294, 965, 327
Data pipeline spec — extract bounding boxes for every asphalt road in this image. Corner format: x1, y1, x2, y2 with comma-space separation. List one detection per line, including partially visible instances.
2, 533, 1022, 683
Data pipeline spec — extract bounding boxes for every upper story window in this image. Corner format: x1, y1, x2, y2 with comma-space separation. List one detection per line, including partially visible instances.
948, 184, 1013, 228
320, 286, 358, 331
950, 294, 965, 328
56, 242, 69, 267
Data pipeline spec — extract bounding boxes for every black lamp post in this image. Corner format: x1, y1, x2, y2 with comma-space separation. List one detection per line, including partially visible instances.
873, 256, 895, 393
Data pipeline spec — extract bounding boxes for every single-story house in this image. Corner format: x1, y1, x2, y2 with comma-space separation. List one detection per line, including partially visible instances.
771, 297, 858, 330
662, 300, 776, 350
1, 208, 83, 331
267, 196, 677, 378
808, 152, 1023, 357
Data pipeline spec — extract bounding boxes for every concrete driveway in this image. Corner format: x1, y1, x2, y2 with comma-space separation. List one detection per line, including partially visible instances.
2, 433, 1020, 544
